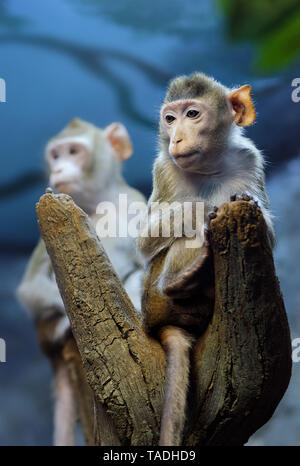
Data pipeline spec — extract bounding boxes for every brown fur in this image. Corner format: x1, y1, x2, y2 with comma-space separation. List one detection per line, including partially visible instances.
164, 72, 228, 105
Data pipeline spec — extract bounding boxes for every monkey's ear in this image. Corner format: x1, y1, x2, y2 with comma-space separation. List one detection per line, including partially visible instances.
227, 85, 256, 127
68, 118, 83, 128
104, 123, 133, 161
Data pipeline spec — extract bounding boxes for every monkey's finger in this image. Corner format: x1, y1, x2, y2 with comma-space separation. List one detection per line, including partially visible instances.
241, 193, 251, 201
208, 211, 217, 220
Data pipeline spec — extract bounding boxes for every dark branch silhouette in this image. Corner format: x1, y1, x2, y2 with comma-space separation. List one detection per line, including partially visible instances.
0, 34, 171, 127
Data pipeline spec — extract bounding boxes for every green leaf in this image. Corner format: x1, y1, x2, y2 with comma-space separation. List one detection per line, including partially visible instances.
256, 9, 300, 71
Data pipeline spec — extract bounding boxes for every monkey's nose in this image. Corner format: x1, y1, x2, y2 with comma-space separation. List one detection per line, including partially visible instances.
175, 138, 183, 144
170, 138, 183, 151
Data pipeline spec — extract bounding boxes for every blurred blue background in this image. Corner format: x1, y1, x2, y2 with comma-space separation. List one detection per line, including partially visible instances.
0, 0, 299, 445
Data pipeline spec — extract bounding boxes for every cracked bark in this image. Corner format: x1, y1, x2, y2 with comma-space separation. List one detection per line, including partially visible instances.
36, 193, 292, 446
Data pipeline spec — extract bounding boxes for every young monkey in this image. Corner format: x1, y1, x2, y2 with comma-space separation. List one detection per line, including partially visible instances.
138, 73, 275, 446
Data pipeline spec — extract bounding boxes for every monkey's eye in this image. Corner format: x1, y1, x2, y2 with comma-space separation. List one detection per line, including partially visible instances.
165, 114, 176, 124
69, 146, 78, 155
52, 151, 59, 160
186, 110, 199, 118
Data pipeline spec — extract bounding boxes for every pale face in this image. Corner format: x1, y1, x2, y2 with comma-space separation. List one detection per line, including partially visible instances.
161, 98, 230, 174
46, 140, 91, 195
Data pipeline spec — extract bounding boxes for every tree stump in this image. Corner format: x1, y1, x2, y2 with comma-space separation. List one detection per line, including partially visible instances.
36, 192, 292, 446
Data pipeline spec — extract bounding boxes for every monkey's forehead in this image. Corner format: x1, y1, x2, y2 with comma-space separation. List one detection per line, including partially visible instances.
161, 98, 208, 114
45, 135, 95, 152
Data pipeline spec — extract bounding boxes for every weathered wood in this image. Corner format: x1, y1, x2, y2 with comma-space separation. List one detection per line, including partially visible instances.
36, 193, 291, 446
36, 193, 166, 446
186, 201, 292, 445
62, 338, 95, 445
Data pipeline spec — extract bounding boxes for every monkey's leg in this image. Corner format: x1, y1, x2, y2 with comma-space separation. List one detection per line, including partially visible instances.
159, 326, 194, 446
165, 193, 261, 298
52, 357, 77, 446
35, 316, 77, 446
161, 236, 211, 299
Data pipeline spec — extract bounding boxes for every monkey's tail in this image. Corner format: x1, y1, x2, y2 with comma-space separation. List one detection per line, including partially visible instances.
159, 325, 194, 446
53, 358, 77, 446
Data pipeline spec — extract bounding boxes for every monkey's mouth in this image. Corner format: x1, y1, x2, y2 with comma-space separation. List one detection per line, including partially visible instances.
54, 177, 78, 188
175, 151, 198, 160
55, 181, 72, 188
54, 180, 76, 194
174, 152, 221, 176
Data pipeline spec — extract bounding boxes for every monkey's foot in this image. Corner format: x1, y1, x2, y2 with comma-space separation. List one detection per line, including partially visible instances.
230, 192, 259, 206
208, 194, 259, 222
163, 244, 210, 299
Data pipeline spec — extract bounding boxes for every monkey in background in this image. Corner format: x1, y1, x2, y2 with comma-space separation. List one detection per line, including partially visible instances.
17, 118, 145, 446
137, 73, 275, 446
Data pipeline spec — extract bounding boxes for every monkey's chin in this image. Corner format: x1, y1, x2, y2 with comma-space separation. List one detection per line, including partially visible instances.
173, 152, 200, 172
54, 183, 75, 195
173, 153, 219, 176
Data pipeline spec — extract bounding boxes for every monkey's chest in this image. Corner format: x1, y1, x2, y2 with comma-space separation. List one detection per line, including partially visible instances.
142, 252, 214, 336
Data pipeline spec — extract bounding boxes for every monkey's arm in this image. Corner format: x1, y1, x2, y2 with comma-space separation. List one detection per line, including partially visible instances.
237, 177, 276, 249
256, 180, 276, 249
137, 210, 177, 262
159, 185, 276, 299
17, 238, 65, 319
